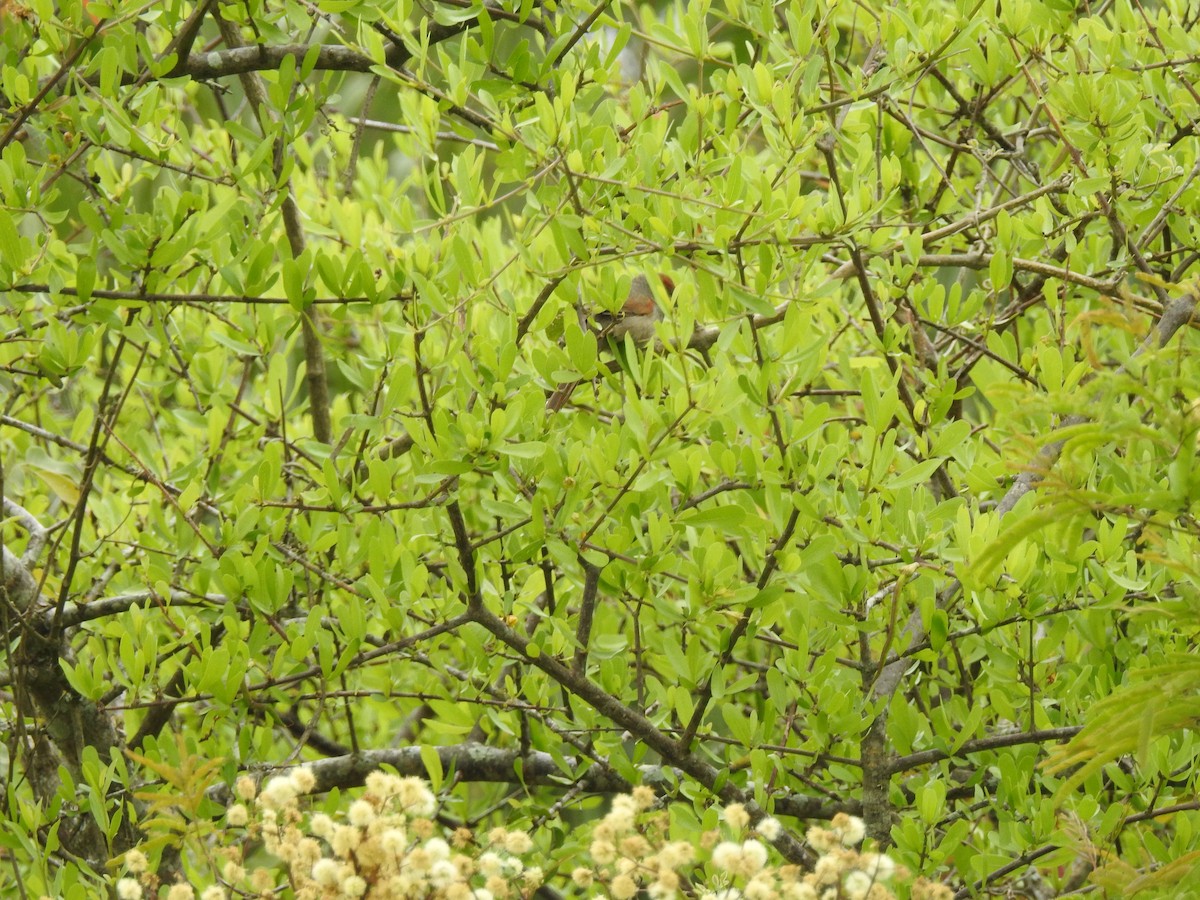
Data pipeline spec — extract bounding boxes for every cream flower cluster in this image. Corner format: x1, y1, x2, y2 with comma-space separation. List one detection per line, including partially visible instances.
115, 772, 951, 900
117, 767, 541, 900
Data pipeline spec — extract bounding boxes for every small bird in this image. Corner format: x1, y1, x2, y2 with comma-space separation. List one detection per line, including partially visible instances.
546, 274, 675, 412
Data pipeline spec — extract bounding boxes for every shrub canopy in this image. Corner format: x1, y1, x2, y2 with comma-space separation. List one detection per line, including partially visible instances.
3, 0, 1200, 895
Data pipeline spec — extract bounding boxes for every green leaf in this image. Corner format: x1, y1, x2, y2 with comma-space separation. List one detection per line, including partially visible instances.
282, 251, 313, 309
563, 322, 597, 373
927, 608, 948, 652
420, 745, 444, 793
887, 457, 945, 490
0, 210, 20, 275
679, 505, 746, 533
968, 500, 1077, 588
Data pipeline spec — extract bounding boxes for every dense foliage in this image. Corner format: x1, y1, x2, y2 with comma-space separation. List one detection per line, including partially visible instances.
3, 0, 1200, 895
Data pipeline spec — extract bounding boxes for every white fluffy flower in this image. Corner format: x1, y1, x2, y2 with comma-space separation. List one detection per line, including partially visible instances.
755, 817, 781, 840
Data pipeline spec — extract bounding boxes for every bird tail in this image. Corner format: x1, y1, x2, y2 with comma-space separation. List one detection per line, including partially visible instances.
545, 380, 580, 412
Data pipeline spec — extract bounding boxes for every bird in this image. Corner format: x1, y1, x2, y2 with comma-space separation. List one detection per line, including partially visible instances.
546, 274, 675, 412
